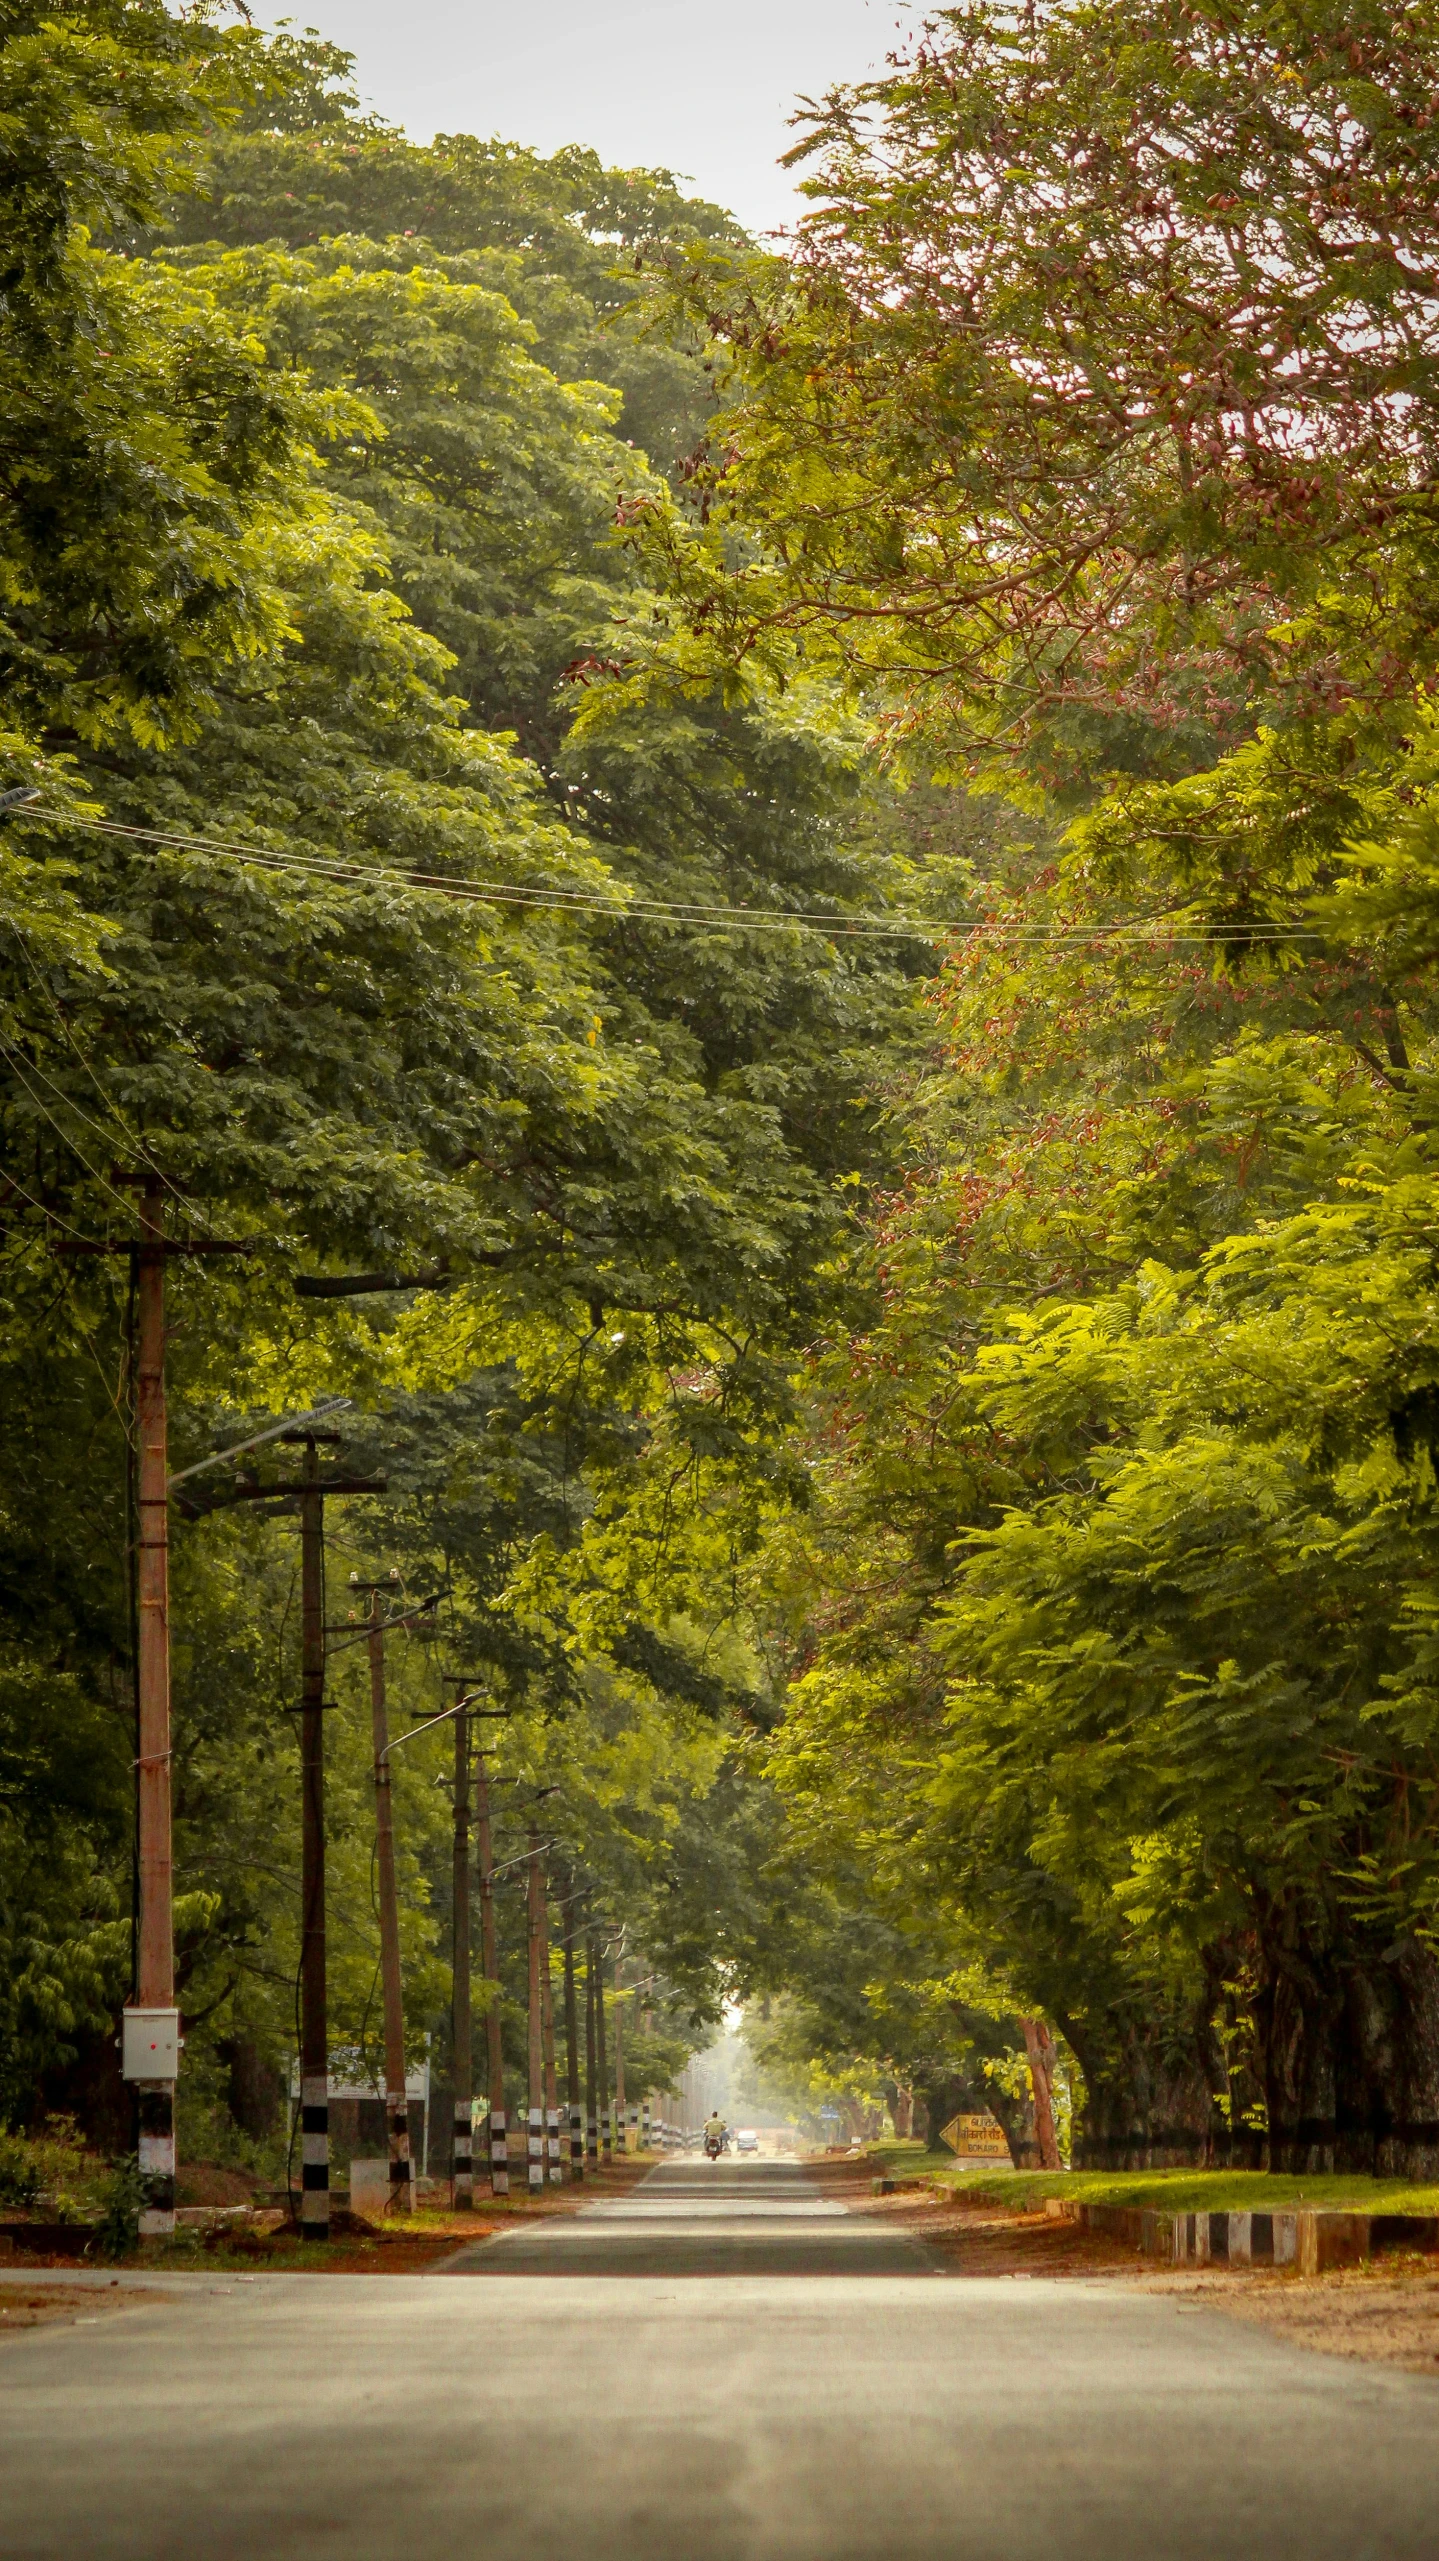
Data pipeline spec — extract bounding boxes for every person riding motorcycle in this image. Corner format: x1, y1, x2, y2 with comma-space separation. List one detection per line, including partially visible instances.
703, 2110, 727, 2158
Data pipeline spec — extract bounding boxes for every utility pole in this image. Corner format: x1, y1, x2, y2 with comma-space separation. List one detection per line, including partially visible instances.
60, 1182, 252, 2237
562, 1894, 583, 2179
613, 1951, 627, 2154
297, 1437, 331, 2242
475, 1747, 507, 2196
183, 1421, 384, 2240
526, 1833, 545, 2195
538, 1866, 562, 2185
449, 1679, 473, 2209
354, 1574, 413, 2214
593, 1928, 612, 2166
584, 1929, 599, 2169
132, 1187, 176, 2235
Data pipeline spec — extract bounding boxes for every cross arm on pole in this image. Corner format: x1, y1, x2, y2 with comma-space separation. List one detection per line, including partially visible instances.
175, 1471, 386, 1519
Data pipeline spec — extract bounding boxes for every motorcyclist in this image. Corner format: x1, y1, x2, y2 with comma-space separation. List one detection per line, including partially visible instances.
704, 2110, 727, 2155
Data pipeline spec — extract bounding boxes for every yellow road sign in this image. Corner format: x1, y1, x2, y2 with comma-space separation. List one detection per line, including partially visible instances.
939, 2112, 1010, 2159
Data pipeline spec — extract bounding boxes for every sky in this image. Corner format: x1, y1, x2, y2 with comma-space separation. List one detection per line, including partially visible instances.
259, 0, 917, 236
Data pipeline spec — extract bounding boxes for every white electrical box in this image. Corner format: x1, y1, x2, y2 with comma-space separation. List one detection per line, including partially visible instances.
122, 2007, 180, 2081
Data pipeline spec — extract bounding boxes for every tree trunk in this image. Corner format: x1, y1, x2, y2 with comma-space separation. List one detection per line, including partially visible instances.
1250, 1888, 1439, 2180
1062, 2004, 1211, 2169
1334, 1933, 1439, 2180
222, 2035, 284, 2143
1020, 2019, 1062, 2169
1251, 1894, 1343, 2174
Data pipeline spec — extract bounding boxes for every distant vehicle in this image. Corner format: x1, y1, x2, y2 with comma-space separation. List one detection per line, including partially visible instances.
735, 2129, 759, 2155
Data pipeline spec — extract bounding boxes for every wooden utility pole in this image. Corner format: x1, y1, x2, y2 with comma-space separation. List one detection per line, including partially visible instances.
60, 1184, 252, 2236
526, 1834, 545, 2195
185, 1422, 384, 2239
562, 1895, 583, 2179
538, 1866, 562, 2185
450, 1683, 473, 2208
613, 1952, 627, 2153
584, 1930, 599, 2168
475, 1748, 507, 2196
357, 1579, 411, 2214
296, 1438, 330, 2240
133, 1188, 176, 2235
593, 1929, 612, 2164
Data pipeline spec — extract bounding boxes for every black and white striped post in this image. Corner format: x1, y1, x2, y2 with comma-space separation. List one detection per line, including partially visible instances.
641, 2097, 651, 2150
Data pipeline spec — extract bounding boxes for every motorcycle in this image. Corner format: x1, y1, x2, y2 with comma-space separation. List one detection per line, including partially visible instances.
703, 2131, 723, 2160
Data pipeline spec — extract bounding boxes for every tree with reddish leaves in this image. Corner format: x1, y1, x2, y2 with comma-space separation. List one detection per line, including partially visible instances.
642, 0, 1439, 773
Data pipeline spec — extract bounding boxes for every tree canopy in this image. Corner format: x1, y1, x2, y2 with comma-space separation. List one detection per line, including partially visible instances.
14, 0, 1439, 2198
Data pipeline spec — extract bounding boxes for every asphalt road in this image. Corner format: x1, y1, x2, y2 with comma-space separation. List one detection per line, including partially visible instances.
3, 2156, 1437, 2561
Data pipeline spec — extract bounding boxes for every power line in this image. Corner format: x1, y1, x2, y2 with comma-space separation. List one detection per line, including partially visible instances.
22, 809, 1326, 946
1, 918, 202, 1227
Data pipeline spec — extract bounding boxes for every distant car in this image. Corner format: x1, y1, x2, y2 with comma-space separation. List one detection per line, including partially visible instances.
735, 2129, 759, 2155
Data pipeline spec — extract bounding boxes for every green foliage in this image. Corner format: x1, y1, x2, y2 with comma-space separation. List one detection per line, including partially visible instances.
96, 2151, 145, 2257
0, 2113, 100, 2213
0, 7, 953, 2162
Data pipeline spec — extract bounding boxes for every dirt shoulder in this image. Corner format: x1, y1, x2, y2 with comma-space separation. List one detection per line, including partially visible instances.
0, 2282, 154, 2337
1152, 2261, 1439, 2377
815, 2156, 1439, 2373
0, 2154, 656, 2279
201, 2153, 656, 2274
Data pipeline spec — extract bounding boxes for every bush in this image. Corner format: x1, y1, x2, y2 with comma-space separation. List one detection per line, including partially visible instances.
94, 2156, 145, 2261
0, 2115, 97, 2212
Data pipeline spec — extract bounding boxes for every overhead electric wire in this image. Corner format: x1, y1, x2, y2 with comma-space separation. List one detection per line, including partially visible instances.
26, 808, 1325, 945
1, 917, 204, 1229
0, 1024, 169, 1232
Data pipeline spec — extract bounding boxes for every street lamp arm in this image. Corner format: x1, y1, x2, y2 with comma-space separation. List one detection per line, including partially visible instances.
167, 1397, 352, 1491
378, 1694, 484, 1764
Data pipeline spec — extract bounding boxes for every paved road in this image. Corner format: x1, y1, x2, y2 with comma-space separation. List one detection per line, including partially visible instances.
443, 2154, 928, 2274
3, 2156, 1437, 2561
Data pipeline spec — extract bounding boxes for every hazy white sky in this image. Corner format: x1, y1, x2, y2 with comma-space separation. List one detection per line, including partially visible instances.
261, 0, 917, 235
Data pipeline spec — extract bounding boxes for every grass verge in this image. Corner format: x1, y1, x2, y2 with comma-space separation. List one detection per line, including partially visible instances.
943, 2167, 1439, 2215
858, 2141, 1439, 2215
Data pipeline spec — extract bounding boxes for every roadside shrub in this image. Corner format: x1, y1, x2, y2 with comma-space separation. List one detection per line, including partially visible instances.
95, 2156, 145, 2260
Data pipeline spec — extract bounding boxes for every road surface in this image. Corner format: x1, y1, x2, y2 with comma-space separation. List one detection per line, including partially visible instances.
2, 2155, 1436, 2560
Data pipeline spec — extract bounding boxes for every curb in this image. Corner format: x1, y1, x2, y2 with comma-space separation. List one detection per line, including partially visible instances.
1066, 2200, 1439, 2273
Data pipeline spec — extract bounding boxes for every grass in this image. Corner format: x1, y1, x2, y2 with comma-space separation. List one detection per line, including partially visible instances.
861, 2141, 1439, 2215
864, 2139, 967, 2179
946, 2166, 1439, 2215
